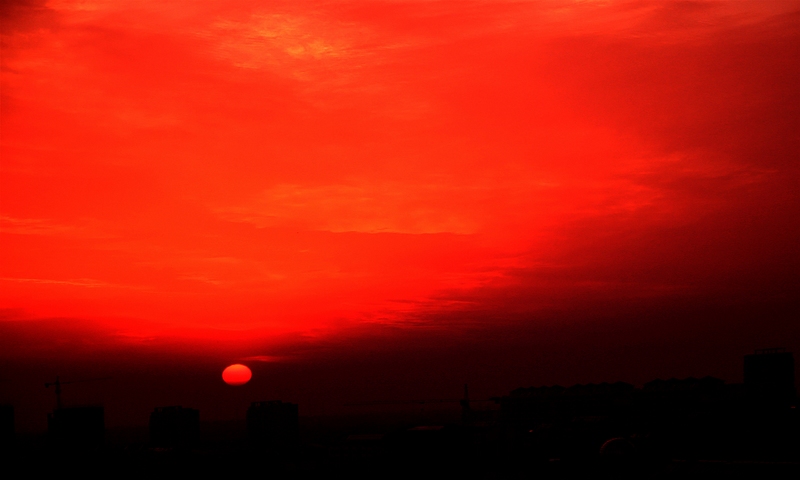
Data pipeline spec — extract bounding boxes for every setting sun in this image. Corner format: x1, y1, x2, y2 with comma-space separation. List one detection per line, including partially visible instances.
222, 364, 252, 386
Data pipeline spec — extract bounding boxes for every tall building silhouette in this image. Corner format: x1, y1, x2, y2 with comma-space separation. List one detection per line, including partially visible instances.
495, 349, 798, 461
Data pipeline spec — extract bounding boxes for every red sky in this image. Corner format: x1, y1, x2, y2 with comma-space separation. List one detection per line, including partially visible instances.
2, 0, 799, 430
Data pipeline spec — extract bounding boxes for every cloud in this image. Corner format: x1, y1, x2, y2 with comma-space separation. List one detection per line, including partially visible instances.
240, 355, 283, 362
2, 0, 797, 347
211, 12, 352, 70
0, 277, 112, 288
0, 0, 57, 36
215, 182, 482, 234
0, 215, 75, 235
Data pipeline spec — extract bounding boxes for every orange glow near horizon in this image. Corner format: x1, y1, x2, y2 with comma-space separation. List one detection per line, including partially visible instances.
2, 1, 799, 354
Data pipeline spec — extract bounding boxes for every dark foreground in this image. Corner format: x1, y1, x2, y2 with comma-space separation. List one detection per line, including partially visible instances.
4, 416, 800, 480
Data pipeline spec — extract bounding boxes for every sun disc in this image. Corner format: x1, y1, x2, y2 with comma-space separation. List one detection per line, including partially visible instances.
222, 364, 252, 386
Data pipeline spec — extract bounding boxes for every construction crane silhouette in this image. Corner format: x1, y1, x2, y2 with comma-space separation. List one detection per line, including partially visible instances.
45, 376, 111, 409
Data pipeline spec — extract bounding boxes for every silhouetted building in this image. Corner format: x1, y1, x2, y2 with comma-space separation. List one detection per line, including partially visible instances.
744, 348, 796, 408
247, 401, 298, 447
47, 406, 104, 447
149, 406, 200, 447
495, 350, 800, 462
0, 405, 13, 445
